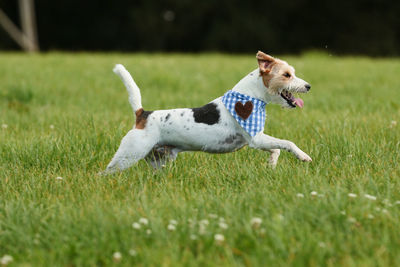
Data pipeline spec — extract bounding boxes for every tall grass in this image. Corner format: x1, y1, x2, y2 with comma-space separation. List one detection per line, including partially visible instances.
1, 52, 399, 266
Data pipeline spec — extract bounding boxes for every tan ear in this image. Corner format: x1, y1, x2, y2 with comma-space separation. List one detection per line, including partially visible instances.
256, 51, 275, 73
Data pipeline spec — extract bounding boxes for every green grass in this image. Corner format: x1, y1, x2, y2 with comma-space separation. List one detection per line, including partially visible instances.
1, 52, 400, 266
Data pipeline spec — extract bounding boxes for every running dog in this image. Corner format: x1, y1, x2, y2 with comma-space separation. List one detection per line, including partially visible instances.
104, 51, 312, 173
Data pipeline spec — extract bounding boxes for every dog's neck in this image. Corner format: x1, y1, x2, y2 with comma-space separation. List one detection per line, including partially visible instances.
231, 68, 275, 104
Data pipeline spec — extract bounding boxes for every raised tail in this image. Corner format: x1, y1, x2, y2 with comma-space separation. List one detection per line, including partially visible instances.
113, 64, 143, 114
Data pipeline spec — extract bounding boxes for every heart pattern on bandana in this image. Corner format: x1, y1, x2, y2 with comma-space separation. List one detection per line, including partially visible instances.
234, 101, 253, 120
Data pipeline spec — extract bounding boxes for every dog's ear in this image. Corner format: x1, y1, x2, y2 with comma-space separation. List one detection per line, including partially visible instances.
256, 51, 275, 74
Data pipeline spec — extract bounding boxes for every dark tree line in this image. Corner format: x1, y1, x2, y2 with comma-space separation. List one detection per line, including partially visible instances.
0, 0, 399, 56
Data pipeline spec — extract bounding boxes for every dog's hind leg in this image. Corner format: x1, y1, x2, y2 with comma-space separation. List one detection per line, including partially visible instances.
267, 149, 280, 168
104, 129, 159, 174
145, 146, 179, 169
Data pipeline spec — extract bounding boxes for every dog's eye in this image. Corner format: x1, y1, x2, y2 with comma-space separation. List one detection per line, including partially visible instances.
283, 72, 291, 78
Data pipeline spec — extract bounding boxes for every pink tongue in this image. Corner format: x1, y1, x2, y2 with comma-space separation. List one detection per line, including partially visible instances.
294, 98, 304, 108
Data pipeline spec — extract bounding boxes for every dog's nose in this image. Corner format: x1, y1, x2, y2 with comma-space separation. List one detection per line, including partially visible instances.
305, 84, 311, 91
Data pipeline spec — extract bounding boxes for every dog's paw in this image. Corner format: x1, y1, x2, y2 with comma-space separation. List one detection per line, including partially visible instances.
297, 152, 312, 162
268, 160, 278, 169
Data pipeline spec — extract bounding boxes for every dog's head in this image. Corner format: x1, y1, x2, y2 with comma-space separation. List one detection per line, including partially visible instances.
256, 51, 311, 108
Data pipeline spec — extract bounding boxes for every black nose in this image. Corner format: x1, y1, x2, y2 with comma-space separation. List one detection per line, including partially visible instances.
305, 84, 311, 91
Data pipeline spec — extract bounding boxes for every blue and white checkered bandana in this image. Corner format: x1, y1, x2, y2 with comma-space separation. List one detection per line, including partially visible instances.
221, 90, 266, 137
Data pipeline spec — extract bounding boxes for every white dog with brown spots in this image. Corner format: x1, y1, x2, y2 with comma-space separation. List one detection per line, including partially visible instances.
104, 51, 312, 174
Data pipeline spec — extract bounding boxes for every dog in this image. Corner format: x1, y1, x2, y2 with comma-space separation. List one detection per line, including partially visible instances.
104, 51, 312, 174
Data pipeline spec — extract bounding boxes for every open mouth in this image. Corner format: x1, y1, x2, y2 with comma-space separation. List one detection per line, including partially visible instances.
280, 90, 304, 108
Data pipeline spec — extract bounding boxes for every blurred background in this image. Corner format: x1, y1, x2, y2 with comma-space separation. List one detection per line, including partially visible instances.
0, 0, 399, 56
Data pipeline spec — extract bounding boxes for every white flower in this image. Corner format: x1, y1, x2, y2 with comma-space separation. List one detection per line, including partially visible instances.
188, 219, 196, 228
1, 124, 8, 129
56, 176, 63, 180
340, 210, 346, 215
390, 120, 397, 128
139, 218, 148, 225
348, 217, 357, 223
199, 219, 209, 226
50, 124, 55, 129
132, 222, 141, 230
276, 214, 284, 221
310, 191, 318, 196
250, 217, 262, 228
364, 194, 377, 201
208, 213, 218, 219
318, 242, 326, 248
367, 214, 374, 219
395, 200, 400, 205
113, 252, 122, 262
199, 224, 207, 235
0, 255, 13, 265
296, 193, 304, 198
348, 193, 357, 198
218, 222, 228, 229
167, 224, 176, 231
169, 219, 178, 225
129, 249, 137, 257
146, 229, 152, 235
190, 234, 198, 240
382, 209, 389, 214
219, 217, 225, 222
214, 234, 225, 244
382, 199, 393, 207
375, 207, 381, 212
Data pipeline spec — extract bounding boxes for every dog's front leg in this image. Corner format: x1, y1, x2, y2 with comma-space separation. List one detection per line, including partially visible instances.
249, 133, 312, 162
267, 149, 280, 168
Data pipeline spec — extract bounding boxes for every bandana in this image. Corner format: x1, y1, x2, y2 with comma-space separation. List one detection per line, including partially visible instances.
221, 90, 266, 137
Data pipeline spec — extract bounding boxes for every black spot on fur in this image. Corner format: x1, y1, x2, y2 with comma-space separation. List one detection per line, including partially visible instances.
224, 135, 236, 144
218, 134, 244, 145
160, 117, 163, 122
169, 122, 172, 125
192, 103, 220, 125
165, 113, 171, 122
180, 112, 185, 116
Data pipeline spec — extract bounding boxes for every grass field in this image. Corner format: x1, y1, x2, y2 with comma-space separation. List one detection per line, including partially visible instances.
1, 52, 400, 266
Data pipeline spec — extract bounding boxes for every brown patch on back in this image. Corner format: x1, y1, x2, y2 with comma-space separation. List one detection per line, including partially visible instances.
135, 108, 153, 129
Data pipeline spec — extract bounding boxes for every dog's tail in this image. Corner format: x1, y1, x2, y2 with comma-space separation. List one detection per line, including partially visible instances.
113, 64, 142, 114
